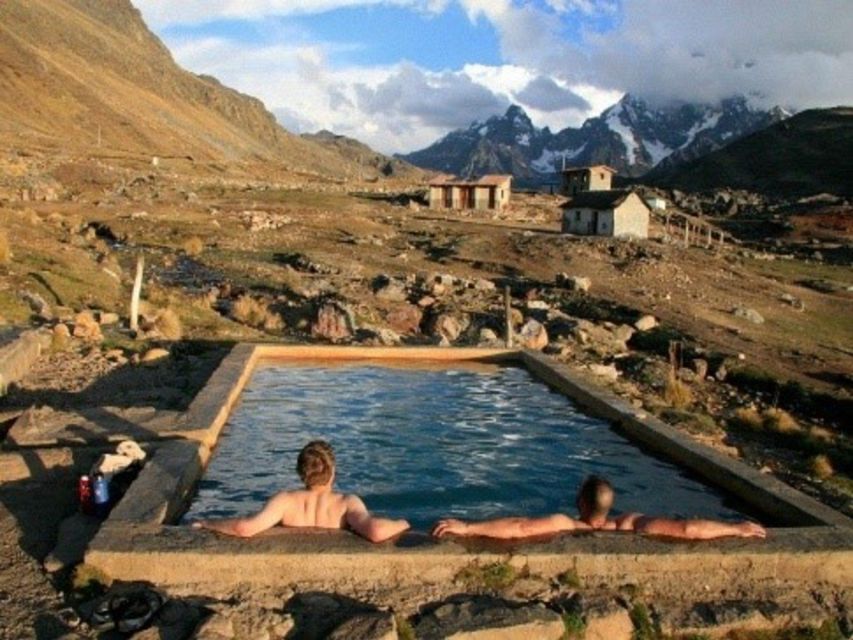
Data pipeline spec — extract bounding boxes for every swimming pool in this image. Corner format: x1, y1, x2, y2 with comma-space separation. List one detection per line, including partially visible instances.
182, 361, 749, 531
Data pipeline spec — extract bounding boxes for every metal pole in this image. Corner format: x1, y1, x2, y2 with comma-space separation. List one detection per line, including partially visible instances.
130, 254, 144, 333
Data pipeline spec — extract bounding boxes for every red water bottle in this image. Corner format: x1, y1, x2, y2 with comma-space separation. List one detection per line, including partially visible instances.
78, 475, 94, 515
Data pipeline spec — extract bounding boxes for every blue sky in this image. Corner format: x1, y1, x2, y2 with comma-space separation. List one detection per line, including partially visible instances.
133, 1, 852, 154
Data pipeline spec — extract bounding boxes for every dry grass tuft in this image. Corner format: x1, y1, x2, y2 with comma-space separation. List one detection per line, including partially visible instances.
729, 407, 764, 431
762, 408, 801, 434
231, 295, 284, 331
0, 229, 10, 264
151, 307, 183, 340
663, 372, 693, 409
810, 454, 834, 480
182, 236, 204, 256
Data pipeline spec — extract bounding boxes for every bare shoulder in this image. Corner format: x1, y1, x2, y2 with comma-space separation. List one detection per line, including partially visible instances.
343, 494, 368, 512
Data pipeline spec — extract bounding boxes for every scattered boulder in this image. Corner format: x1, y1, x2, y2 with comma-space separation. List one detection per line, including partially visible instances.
779, 293, 805, 311
373, 275, 409, 302
732, 307, 764, 325
518, 320, 548, 351
312, 302, 356, 342
134, 599, 205, 640
478, 328, 501, 346
385, 304, 423, 335
427, 312, 468, 344
583, 599, 633, 640
556, 273, 591, 292
634, 315, 658, 332
72, 311, 103, 342
589, 364, 619, 381
23, 291, 53, 321
141, 348, 170, 365
473, 278, 496, 292
95, 311, 120, 326
414, 598, 564, 640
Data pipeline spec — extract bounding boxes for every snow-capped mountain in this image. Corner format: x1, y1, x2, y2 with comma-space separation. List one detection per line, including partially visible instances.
399, 95, 790, 185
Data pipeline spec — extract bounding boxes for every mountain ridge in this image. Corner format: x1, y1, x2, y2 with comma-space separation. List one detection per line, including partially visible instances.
399, 95, 789, 185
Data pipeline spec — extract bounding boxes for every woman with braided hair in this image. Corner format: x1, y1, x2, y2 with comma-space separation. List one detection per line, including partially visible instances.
193, 440, 410, 543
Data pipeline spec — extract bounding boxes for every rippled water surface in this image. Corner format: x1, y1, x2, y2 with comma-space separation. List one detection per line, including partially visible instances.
183, 361, 748, 530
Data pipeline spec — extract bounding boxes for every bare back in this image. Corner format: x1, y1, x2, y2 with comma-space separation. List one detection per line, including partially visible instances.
275, 490, 358, 529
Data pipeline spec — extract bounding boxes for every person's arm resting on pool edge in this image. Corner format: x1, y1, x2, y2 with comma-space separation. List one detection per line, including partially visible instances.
624, 515, 766, 540
432, 514, 589, 539
345, 495, 410, 543
192, 492, 290, 538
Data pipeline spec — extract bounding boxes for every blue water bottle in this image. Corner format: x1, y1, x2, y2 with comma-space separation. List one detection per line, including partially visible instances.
93, 472, 110, 518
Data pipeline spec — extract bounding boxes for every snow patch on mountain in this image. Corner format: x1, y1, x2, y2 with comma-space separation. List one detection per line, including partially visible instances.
606, 103, 640, 165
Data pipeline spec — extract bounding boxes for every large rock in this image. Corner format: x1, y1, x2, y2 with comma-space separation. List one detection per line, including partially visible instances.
634, 315, 658, 332
732, 307, 764, 325
427, 312, 468, 344
385, 304, 423, 335
23, 291, 53, 321
373, 276, 409, 302
556, 273, 591, 292
311, 302, 356, 342
140, 348, 170, 365
518, 320, 548, 351
328, 612, 397, 640
414, 598, 564, 640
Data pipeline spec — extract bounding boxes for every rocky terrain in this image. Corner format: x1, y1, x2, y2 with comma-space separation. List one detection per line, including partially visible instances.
0, 148, 851, 638
0, 1, 851, 639
400, 95, 788, 185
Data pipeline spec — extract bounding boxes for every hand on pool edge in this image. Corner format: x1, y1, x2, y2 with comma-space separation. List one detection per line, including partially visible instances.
431, 519, 469, 538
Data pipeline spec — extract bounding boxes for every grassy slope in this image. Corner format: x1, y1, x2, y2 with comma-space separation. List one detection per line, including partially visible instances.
0, 0, 366, 177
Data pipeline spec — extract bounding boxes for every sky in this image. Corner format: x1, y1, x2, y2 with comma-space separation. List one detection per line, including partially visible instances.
132, 0, 853, 155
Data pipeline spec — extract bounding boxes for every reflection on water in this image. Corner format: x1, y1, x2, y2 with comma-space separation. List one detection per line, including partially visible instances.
183, 362, 747, 530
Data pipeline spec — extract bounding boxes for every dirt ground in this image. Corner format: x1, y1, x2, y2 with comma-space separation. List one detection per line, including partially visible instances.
0, 151, 851, 638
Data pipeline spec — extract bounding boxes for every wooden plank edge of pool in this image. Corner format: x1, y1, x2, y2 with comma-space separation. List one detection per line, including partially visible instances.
84, 343, 853, 593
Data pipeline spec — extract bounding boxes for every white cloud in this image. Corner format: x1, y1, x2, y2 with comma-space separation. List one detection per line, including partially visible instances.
139, 0, 853, 155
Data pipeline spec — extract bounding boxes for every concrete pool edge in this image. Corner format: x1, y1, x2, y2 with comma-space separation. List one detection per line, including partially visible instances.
85, 343, 853, 591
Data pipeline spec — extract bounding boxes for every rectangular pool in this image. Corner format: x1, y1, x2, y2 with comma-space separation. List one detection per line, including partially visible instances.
183, 360, 750, 531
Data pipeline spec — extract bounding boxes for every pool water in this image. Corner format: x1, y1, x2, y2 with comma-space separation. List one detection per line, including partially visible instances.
183, 361, 749, 531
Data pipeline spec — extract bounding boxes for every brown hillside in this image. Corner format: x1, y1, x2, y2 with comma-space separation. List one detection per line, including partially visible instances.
0, 0, 372, 177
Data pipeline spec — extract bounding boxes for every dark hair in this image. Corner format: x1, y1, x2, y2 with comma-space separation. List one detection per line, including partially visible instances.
297, 441, 336, 488
576, 475, 614, 518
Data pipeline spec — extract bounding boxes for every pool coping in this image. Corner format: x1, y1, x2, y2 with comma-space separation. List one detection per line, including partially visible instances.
85, 344, 853, 593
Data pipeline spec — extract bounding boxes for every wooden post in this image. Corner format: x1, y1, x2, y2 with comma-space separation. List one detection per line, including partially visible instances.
684, 222, 690, 248
706, 225, 713, 249
504, 286, 514, 348
130, 254, 144, 333
719, 230, 725, 250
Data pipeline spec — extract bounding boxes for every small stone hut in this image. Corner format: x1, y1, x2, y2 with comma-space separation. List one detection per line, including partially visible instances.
561, 189, 650, 239
560, 165, 616, 196
428, 175, 512, 211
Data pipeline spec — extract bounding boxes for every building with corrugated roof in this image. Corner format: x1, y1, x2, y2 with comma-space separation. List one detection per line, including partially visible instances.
560, 189, 650, 238
428, 175, 512, 211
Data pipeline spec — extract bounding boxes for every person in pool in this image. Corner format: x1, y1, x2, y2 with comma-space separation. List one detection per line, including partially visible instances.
193, 440, 410, 543
431, 475, 766, 540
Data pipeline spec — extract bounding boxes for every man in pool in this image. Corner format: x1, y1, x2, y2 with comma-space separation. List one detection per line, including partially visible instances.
193, 440, 410, 543
431, 475, 766, 540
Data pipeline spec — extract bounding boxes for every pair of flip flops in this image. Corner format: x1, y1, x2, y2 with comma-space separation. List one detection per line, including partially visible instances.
89, 589, 164, 633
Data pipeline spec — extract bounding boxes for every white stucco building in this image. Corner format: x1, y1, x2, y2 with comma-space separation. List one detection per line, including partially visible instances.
561, 190, 651, 239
